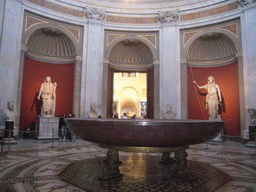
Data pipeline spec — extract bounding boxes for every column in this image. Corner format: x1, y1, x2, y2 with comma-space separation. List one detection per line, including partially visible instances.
80, 7, 105, 118
159, 10, 181, 119
0, 0, 24, 125
73, 57, 82, 118
240, 2, 256, 139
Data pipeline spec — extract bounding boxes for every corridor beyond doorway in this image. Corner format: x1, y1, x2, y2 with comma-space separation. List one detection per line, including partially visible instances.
113, 72, 147, 118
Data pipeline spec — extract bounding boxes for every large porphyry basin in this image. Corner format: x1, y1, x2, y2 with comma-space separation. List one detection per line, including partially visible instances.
65, 118, 225, 148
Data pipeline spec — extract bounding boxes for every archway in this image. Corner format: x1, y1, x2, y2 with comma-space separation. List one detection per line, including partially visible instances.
187, 32, 240, 136
107, 39, 154, 118
20, 28, 76, 133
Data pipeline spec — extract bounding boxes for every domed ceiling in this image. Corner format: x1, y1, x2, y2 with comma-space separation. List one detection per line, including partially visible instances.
187, 33, 237, 66
109, 39, 154, 69
59, 0, 220, 11
26, 28, 76, 63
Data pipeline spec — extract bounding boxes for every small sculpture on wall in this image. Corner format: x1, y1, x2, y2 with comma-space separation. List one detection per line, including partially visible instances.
248, 108, 256, 125
37, 76, 57, 116
193, 76, 222, 120
163, 105, 176, 119
87, 103, 98, 118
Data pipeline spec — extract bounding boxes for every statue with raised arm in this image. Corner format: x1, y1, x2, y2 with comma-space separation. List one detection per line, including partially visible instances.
37, 76, 57, 116
193, 76, 222, 120
87, 103, 98, 118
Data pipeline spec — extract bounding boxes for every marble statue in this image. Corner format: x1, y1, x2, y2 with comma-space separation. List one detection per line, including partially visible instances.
248, 108, 256, 125
193, 76, 222, 120
4, 101, 18, 140
4, 101, 18, 121
163, 105, 176, 119
87, 103, 98, 118
37, 76, 57, 116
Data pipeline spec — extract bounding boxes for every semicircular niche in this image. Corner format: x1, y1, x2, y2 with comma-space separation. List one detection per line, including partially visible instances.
187, 33, 237, 66
109, 39, 154, 70
26, 28, 76, 63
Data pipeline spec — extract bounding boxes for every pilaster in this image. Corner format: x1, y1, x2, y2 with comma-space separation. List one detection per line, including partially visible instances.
0, 0, 24, 125
80, 6, 105, 118
240, 3, 256, 138
73, 57, 82, 118
159, 10, 181, 119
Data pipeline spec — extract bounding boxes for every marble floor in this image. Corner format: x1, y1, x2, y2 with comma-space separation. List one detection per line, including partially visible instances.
0, 138, 255, 192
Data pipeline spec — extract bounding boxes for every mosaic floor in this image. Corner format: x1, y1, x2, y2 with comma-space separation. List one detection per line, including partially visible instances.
0, 139, 256, 192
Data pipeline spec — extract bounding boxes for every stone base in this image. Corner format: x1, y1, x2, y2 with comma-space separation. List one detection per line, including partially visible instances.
211, 132, 223, 142
245, 141, 256, 148
36, 116, 59, 140
2, 138, 18, 144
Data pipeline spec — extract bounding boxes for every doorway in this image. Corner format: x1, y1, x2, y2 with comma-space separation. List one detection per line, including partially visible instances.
107, 67, 154, 119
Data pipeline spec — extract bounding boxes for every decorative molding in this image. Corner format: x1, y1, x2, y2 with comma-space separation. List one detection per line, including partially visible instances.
137, 35, 157, 48
217, 23, 238, 37
25, 16, 48, 31
26, 0, 84, 18
183, 30, 203, 47
180, 3, 238, 21
60, 25, 80, 43
107, 34, 126, 46
237, 0, 256, 7
84, 6, 105, 21
158, 10, 179, 24
105, 15, 158, 24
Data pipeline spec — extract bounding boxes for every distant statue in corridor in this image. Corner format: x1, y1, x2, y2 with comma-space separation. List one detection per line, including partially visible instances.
163, 105, 176, 119
193, 76, 222, 120
37, 76, 57, 116
87, 103, 98, 118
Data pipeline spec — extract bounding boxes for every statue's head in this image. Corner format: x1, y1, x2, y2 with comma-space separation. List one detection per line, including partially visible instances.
7, 101, 14, 111
45, 76, 51, 83
248, 108, 256, 118
90, 103, 97, 111
166, 105, 172, 112
207, 76, 215, 84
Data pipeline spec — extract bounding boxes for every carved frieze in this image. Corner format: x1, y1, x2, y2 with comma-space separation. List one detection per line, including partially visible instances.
237, 0, 256, 7
158, 10, 179, 24
84, 6, 105, 21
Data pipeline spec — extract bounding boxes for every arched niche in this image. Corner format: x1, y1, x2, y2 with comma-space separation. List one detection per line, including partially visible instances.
103, 37, 157, 118
20, 27, 77, 133
186, 32, 241, 137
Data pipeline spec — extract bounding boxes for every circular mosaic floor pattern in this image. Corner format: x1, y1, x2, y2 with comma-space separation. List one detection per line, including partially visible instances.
59, 155, 231, 192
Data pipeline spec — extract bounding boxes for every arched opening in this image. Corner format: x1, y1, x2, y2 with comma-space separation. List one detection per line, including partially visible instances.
20, 28, 76, 133
107, 39, 154, 118
187, 32, 240, 136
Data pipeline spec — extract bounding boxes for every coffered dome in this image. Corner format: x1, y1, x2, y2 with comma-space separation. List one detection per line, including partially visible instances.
109, 40, 154, 69
187, 33, 237, 66
26, 28, 76, 63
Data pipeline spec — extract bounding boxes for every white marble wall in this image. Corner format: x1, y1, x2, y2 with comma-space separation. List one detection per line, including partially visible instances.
80, 17, 104, 118
241, 4, 256, 137
159, 23, 181, 119
0, 0, 24, 126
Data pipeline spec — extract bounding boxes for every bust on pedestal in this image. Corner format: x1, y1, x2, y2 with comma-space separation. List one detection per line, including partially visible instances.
3, 101, 18, 144
160, 105, 176, 165
87, 103, 98, 118
36, 76, 59, 140
245, 108, 256, 147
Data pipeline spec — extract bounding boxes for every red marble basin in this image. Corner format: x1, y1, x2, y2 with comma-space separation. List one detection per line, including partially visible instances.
65, 118, 225, 147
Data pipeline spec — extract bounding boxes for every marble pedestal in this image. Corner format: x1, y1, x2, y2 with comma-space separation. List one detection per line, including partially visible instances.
245, 125, 256, 148
0, 121, 18, 144
36, 116, 59, 140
